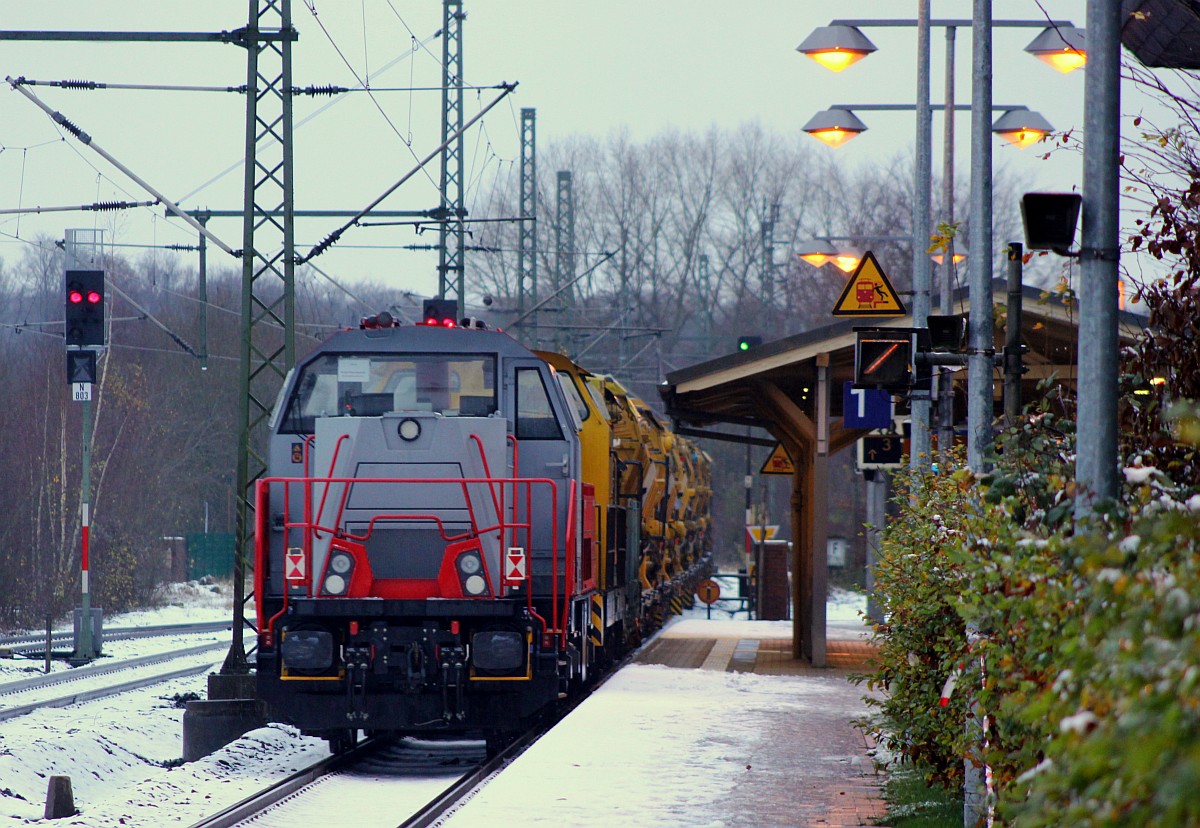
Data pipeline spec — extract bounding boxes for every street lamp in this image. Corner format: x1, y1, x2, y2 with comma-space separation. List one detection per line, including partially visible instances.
798, 14, 1082, 476
832, 247, 863, 273
1024, 26, 1087, 73
991, 109, 1055, 147
930, 244, 967, 265
796, 238, 839, 267
803, 103, 1055, 149
800, 108, 867, 147
796, 25, 879, 72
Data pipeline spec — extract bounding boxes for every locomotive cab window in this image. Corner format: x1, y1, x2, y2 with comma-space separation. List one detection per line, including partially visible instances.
280, 353, 496, 434
515, 368, 564, 441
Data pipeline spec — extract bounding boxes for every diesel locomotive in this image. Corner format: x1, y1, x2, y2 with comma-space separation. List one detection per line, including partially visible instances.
254, 304, 712, 753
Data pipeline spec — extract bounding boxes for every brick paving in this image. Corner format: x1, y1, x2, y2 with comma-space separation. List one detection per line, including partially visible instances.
637, 626, 886, 827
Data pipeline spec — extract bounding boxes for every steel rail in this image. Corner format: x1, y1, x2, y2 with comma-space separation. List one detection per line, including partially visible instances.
0, 641, 227, 698
184, 741, 380, 828
0, 620, 232, 655
0, 660, 217, 723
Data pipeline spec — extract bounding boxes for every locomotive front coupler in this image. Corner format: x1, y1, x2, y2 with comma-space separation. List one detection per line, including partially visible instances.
344, 642, 372, 721
439, 644, 467, 722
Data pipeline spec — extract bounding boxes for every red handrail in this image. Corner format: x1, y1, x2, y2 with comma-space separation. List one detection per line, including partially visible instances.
259, 469, 573, 643
561, 479, 577, 643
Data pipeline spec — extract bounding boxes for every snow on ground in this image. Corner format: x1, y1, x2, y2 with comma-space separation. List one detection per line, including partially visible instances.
443, 589, 873, 828
0, 580, 872, 826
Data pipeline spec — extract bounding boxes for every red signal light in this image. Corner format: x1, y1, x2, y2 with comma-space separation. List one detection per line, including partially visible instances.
69, 290, 84, 304
86, 291, 102, 304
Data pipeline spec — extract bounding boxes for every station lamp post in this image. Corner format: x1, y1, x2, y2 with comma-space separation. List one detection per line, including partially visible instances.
797, 13, 1084, 470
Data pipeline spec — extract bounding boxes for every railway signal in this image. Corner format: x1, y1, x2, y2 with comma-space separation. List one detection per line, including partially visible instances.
737, 335, 763, 352
854, 329, 913, 389
65, 270, 105, 347
422, 298, 459, 327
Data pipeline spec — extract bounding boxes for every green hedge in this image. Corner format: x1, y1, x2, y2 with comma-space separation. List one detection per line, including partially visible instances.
857, 390, 1200, 825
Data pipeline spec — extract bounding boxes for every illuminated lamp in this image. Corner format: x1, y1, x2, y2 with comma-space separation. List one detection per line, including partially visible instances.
1024, 26, 1087, 74
931, 245, 967, 265
992, 109, 1054, 149
797, 239, 838, 267
833, 247, 863, 273
69, 290, 84, 304
802, 108, 867, 148
796, 26, 878, 73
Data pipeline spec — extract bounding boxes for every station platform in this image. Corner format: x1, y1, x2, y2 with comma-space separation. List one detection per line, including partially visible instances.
636, 618, 884, 827
441, 614, 885, 828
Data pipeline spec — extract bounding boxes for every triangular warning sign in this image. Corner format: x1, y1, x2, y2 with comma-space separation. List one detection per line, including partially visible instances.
760, 443, 796, 475
832, 251, 907, 317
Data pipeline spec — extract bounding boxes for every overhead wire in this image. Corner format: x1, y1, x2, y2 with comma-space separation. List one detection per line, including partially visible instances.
300, 0, 438, 189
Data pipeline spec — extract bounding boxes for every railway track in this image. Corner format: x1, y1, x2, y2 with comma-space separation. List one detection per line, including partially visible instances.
185, 650, 632, 828
185, 737, 494, 828
0, 641, 227, 723
0, 620, 233, 657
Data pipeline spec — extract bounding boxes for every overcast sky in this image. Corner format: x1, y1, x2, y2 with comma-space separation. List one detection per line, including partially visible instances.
0, 2, 1147, 299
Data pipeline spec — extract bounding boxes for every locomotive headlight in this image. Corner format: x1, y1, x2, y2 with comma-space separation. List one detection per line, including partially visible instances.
329, 552, 353, 575
464, 574, 487, 595
458, 554, 481, 575
398, 418, 421, 441
324, 574, 348, 595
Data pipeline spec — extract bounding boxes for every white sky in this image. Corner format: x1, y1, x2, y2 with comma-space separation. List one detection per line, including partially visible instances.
0, 2, 1149, 299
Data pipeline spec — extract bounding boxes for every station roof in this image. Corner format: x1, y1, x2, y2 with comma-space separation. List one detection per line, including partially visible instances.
660, 281, 1148, 439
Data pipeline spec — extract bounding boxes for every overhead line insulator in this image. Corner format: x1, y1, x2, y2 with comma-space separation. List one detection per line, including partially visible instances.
297, 85, 348, 96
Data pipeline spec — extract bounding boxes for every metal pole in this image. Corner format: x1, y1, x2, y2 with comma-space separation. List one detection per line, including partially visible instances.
863, 470, 885, 625
198, 218, 209, 371
1075, 0, 1122, 515
78, 395, 94, 661
1004, 243, 1023, 423
965, 2, 993, 823
967, 0, 994, 476
939, 26, 957, 466
909, 0, 933, 471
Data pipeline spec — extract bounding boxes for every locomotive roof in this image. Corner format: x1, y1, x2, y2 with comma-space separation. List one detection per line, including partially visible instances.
302, 324, 538, 363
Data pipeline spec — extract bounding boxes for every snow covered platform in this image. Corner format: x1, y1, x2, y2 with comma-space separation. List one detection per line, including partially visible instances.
439, 595, 885, 828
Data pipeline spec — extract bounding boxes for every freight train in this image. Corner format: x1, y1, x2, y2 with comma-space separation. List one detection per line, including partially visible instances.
254, 303, 712, 753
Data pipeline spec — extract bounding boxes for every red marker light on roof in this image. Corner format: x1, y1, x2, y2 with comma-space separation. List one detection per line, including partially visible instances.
441, 318, 456, 328
69, 290, 84, 304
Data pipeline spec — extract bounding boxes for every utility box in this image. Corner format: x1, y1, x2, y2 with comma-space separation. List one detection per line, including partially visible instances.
827, 537, 848, 568
757, 540, 791, 621
73, 607, 103, 654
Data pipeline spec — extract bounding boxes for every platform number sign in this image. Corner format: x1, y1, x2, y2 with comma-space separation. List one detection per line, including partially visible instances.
842, 382, 892, 429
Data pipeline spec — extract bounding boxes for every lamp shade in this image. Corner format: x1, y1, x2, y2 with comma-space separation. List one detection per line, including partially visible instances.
802, 108, 868, 148
796, 25, 878, 72
1025, 26, 1087, 73
833, 247, 863, 273
992, 109, 1054, 148
797, 239, 838, 267
931, 244, 967, 265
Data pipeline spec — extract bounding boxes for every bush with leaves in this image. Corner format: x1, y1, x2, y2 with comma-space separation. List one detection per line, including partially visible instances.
854, 454, 977, 786
1003, 504, 1200, 827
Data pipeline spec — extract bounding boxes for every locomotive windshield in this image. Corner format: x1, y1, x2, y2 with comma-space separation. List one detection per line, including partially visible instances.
280, 352, 496, 434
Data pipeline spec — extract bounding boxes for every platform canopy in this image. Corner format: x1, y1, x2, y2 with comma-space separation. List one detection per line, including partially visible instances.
659, 281, 1146, 666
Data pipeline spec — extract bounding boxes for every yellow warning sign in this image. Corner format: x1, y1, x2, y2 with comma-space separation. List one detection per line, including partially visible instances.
831, 250, 907, 317
760, 443, 796, 475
